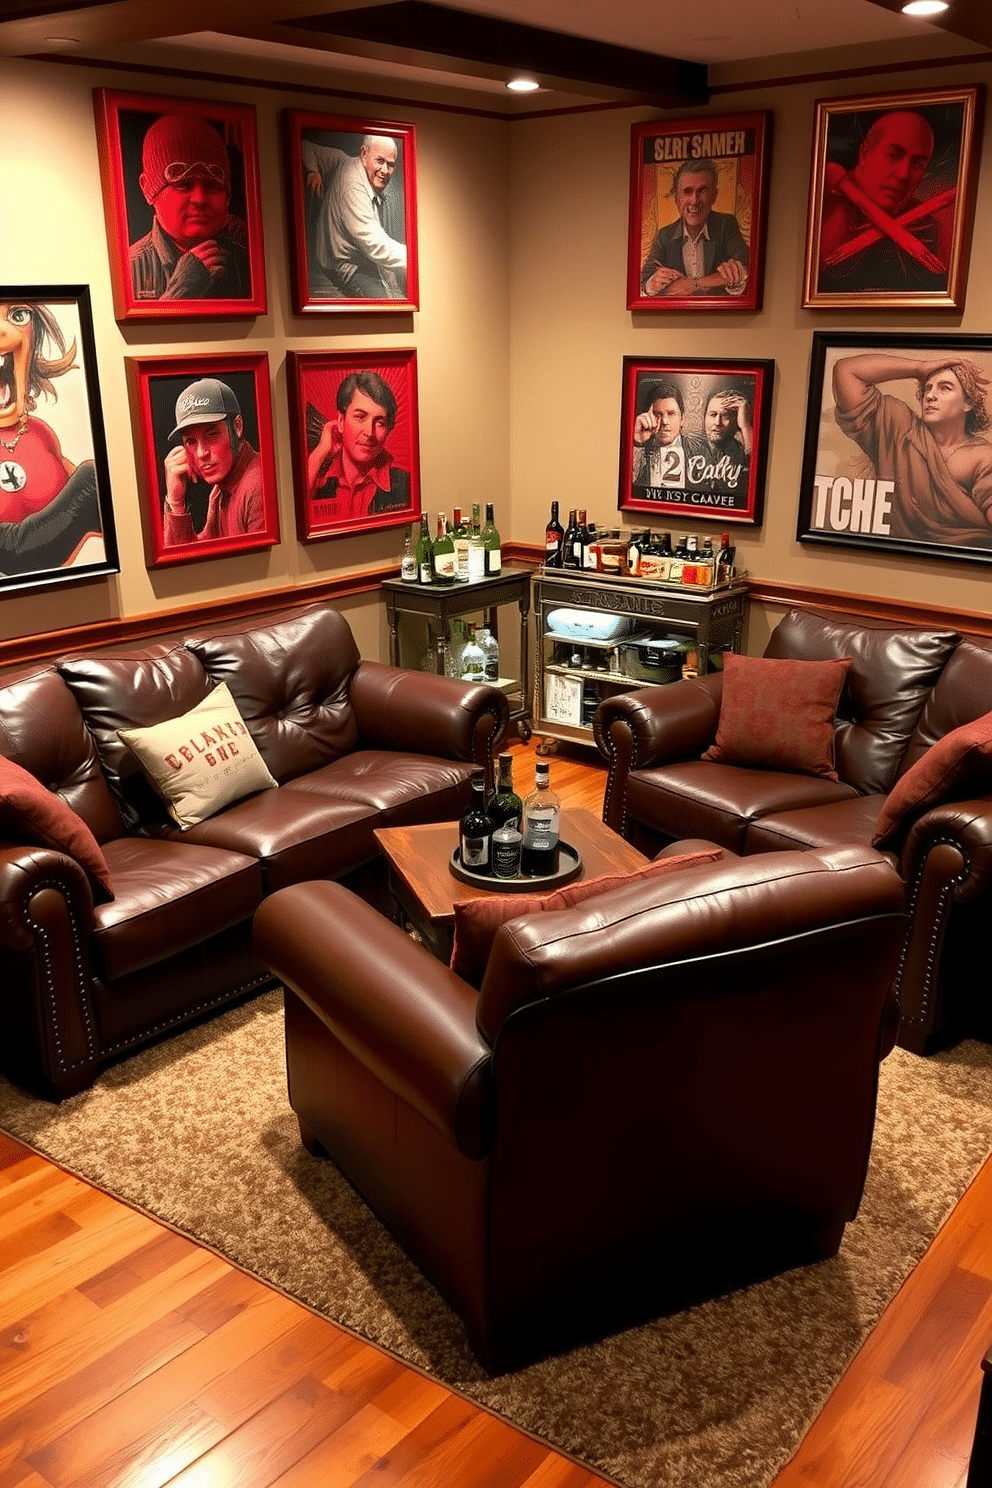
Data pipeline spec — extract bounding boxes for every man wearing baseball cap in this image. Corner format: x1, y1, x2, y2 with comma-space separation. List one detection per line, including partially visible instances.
162, 378, 264, 545
129, 113, 251, 302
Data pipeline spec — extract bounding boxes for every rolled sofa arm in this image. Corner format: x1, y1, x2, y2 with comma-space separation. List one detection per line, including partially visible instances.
894, 799, 992, 1049
0, 844, 101, 1099
349, 660, 509, 769
254, 880, 493, 1158
594, 673, 723, 836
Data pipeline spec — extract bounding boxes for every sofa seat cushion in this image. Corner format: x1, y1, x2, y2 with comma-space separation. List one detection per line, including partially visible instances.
744, 794, 887, 855
94, 838, 264, 981
159, 788, 382, 892
626, 761, 858, 854
286, 751, 477, 827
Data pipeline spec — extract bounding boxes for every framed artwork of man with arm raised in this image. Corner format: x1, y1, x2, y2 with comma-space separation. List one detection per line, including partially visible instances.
627, 113, 771, 313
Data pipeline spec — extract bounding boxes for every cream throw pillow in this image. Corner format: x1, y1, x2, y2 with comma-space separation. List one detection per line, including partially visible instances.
117, 683, 277, 828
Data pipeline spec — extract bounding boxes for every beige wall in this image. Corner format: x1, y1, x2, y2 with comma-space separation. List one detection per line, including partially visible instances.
508, 50, 992, 643
6, 42, 992, 662
3, 56, 510, 654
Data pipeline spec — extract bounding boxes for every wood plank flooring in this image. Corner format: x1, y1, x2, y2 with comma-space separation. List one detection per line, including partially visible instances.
2, 736, 991, 1487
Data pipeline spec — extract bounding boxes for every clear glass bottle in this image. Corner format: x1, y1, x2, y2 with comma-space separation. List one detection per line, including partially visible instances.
452, 507, 470, 582
458, 772, 493, 875
433, 511, 457, 584
477, 626, 500, 681
445, 617, 467, 678
482, 502, 502, 575
415, 511, 434, 584
460, 624, 484, 682
467, 502, 486, 581
400, 525, 418, 582
489, 751, 523, 830
521, 760, 561, 877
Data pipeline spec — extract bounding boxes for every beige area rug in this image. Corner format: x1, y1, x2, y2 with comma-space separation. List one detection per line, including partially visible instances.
4, 992, 992, 1488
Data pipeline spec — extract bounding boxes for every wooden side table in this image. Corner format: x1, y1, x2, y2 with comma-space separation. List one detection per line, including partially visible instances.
381, 566, 532, 739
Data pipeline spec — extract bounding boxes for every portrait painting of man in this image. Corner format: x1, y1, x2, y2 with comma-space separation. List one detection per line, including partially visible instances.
803, 86, 981, 309
287, 350, 420, 540
799, 334, 992, 564
619, 356, 772, 526
627, 113, 771, 312
283, 111, 418, 314
128, 354, 279, 567
94, 89, 268, 321
0, 286, 118, 593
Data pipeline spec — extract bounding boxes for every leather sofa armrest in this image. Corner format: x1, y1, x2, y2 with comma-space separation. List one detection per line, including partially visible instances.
594, 674, 723, 836
899, 798, 992, 900
254, 881, 492, 1158
0, 843, 95, 946
349, 660, 509, 768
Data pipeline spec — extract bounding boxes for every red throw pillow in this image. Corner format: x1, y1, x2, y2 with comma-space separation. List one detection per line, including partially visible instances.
701, 652, 851, 781
0, 755, 113, 900
450, 848, 723, 988
873, 710, 992, 848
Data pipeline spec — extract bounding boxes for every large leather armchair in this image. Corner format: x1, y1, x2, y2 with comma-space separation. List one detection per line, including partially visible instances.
255, 844, 905, 1372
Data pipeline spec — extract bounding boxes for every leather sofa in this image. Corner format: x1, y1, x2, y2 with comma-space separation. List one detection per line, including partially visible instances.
0, 601, 508, 1101
255, 844, 905, 1372
594, 605, 992, 1055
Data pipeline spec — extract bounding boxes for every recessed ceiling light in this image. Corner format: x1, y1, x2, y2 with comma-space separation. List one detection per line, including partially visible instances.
506, 77, 540, 92
901, 0, 949, 15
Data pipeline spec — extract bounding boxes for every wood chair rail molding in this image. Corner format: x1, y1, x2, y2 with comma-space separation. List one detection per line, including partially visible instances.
2, 558, 989, 672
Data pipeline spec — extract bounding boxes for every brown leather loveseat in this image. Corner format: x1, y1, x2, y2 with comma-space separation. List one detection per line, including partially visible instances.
594, 605, 992, 1054
255, 844, 905, 1372
0, 601, 507, 1100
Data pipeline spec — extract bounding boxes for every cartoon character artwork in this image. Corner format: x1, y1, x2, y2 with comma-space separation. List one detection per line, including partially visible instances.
0, 289, 116, 586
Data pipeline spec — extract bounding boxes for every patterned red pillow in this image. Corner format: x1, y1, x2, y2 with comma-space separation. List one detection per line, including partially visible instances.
449, 848, 723, 988
873, 710, 992, 848
0, 755, 113, 900
701, 653, 851, 780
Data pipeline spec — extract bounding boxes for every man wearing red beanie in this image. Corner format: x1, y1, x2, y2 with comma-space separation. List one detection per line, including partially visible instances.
130, 113, 252, 302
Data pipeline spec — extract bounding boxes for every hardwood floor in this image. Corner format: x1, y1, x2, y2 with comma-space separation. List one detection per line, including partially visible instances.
1, 736, 990, 1487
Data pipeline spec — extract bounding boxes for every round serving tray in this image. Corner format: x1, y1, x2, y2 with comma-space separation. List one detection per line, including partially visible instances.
449, 841, 582, 892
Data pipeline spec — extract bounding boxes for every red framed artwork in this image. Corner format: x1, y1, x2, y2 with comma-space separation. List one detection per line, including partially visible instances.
286, 349, 420, 541
618, 355, 774, 527
802, 85, 983, 310
126, 353, 280, 567
627, 113, 771, 312
283, 111, 418, 314
93, 88, 267, 322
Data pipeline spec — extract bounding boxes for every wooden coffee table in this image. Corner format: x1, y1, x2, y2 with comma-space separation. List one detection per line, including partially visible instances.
375, 806, 648, 963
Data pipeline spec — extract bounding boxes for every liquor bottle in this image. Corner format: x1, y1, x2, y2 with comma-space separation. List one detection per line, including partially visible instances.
561, 508, 581, 569
489, 753, 523, 834
451, 507, 470, 582
459, 772, 494, 875
468, 503, 486, 581
400, 526, 418, 582
491, 816, 523, 879
575, 509, 589, 569
477, 626, 500, 681
521, 760, 561, 877
626, 529, 646, 577
460, 624, 485, 681
660, 531, 673, 557
433, 512, 457, 584
545, 501, 565, 567
445, 617, 467, 677
582, 518, 599, 570
699, 537, 716, 585
415, 512, 434, 584
482, 502, 502, 575
717, 533, 736, 582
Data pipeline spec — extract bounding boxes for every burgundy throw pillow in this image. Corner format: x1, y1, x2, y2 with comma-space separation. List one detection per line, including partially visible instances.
450, 848, 723, 988
873, 709, 992, 848
0, 755, 113, 900
701, 652, 851, 781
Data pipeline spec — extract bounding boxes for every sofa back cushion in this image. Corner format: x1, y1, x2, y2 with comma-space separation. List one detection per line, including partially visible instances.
185, 604, 361, 783
764, 608, 960, 795
0, 666, 125, 842
59, 643, 214, 829
898, 638, 992, 774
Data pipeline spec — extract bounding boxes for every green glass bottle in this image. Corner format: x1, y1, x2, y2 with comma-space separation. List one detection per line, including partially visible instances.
433, 511, 456, 584
468, 503, 486, 581
489, 752, 523, 830
482, 502, 502, 575
415, 511, 434, 584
